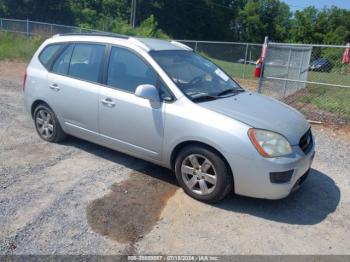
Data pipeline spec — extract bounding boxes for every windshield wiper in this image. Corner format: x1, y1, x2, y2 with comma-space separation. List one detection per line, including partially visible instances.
216, 88, 245, 97
190, 89, 245, 102
191, 94, 218, 102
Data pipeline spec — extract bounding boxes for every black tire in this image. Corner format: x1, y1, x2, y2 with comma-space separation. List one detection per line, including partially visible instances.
175, 145, 233, 203
33, 104, 67, 143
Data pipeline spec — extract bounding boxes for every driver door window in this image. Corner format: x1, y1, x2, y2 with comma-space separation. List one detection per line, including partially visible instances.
107, 47, 157, 92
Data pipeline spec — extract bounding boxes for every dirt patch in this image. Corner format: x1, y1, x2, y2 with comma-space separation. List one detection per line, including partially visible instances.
86, 165, 178, 244
291, 102, 350, 125
0, 60, 27, 78
235, 78, 257, 91
313, 123, 350, 140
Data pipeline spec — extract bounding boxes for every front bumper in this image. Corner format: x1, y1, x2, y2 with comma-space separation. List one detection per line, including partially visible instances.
227, 142, 316, 200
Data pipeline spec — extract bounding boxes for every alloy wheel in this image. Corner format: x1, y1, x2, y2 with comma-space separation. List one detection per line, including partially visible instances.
181, 154, 217, 195
35, 109, 54, 139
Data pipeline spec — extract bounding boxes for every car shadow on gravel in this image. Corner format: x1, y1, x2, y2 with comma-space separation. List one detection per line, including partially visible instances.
216, 169, 340, 225
63, 136, 179, 186
64, 138, 339, 227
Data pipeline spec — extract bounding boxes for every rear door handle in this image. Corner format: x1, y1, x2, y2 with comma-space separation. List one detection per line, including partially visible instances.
49, 84, 60, 91
101, 98, 116, 107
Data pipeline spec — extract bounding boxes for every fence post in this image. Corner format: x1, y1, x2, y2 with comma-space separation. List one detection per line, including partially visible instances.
283, 47, 292, 97
297, 49, 305, 90
242, 43, 249, 79
194, 41, 198, 52
26, 19, 29, 37
0, 18, 3, 32
257, 36, 269, 93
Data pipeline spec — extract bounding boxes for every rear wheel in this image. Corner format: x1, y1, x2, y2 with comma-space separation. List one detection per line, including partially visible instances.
33, 104, 66, 143
175, 145, 233, 203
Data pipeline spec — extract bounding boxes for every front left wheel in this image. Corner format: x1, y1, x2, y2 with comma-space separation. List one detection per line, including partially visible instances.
33, 104, 66, 143
175, 145, 233, 203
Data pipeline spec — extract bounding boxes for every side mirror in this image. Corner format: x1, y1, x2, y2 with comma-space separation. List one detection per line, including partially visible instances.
135, 84, 160, 103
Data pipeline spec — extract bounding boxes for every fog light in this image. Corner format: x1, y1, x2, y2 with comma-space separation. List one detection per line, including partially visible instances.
270, 170, 294, 183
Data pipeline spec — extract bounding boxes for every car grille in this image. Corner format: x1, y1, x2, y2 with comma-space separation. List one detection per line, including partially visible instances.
299, 129, 313, 154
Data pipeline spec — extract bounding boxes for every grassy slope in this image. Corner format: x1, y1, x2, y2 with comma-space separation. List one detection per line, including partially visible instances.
296, 84, 350, 119
0, 32, 43, 61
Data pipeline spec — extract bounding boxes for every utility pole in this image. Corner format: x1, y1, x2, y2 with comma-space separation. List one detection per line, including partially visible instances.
130, 0, 137, 28
130, 0, 134, 27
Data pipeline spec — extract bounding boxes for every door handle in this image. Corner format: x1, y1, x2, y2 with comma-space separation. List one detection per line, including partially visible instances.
49, 84, 60, 91
101, 98, 116, 107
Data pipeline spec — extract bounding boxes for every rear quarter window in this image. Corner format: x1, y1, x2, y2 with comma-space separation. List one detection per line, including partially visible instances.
39, 44, 63, 68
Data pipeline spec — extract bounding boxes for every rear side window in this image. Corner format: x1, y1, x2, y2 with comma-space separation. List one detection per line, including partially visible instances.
107, 46, 157, 92
52, 45, 74, 75
68, 44, 105, 83
39, 44, 63, 67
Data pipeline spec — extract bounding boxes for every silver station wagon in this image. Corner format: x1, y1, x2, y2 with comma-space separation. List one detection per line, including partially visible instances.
24, 33, 315, 203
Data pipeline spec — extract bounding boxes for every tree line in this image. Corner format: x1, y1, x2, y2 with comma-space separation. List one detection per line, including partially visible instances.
1, 0, 349, 44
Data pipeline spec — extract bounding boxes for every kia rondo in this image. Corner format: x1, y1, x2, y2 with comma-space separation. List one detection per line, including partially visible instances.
24, 33, 315, 203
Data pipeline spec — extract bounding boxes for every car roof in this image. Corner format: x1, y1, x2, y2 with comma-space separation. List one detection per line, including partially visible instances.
134, 37, 187, 51
50, 33, 192, 52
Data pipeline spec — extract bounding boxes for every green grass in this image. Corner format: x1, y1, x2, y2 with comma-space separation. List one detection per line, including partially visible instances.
209, 57, 256, 80
306, 73, 350, 120
308, 71, 350, 87
0, 32, 43, 61
294, 84, 350, 120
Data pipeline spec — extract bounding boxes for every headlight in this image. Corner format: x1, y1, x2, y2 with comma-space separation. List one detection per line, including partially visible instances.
248, 129, 292, 157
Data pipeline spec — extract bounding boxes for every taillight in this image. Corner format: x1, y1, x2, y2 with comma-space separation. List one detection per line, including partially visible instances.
23, 68, 28, 91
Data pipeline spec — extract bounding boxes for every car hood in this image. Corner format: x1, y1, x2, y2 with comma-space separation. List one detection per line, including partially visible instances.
199, 92, 310, 145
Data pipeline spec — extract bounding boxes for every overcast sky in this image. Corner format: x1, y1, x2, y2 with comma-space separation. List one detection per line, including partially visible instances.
283, 0, 350, 11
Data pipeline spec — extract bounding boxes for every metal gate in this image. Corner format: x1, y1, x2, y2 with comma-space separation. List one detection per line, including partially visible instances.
260, 43, 312, 99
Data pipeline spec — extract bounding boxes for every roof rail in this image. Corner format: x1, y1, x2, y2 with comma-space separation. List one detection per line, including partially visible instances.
57, 32, 129, 39
128, 37, 151, 52
170, 40, 193, 51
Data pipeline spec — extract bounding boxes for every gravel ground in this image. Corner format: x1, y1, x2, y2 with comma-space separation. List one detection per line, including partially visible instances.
0, 62, 349, 255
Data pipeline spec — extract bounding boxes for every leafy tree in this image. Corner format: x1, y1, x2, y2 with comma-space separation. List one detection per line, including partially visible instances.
235, 0, 291, 43
0, 0, 349, 44
0, 0, 73, 24
69, 0, 130, 30
135, 0, 244, 40
289, 6, 350, 44
108, 15, 168, 38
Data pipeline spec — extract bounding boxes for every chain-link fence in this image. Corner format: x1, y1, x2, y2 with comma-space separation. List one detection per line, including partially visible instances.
0, 18, 103, 37
260, 42, 350, 124
1, 18, 349, 124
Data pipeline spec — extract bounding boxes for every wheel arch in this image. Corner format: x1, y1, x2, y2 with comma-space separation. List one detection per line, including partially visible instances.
170, 140, 234, 180
31, 99, 51, 118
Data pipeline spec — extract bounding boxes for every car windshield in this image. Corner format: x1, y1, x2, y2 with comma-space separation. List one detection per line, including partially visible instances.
150, 50, 244, 101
